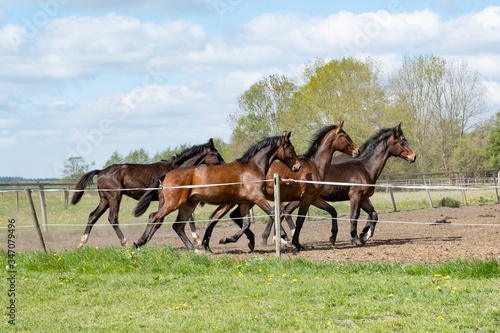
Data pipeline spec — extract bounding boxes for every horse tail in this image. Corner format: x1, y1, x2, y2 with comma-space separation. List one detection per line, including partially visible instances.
71, 169, 101, 205
133, 176, 164, 217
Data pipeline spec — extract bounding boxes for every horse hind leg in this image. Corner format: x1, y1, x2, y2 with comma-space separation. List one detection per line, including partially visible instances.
172, 204, 198, 251
78, 197, 109, 249
188, 215, 201, 245
220, 205, 255, 252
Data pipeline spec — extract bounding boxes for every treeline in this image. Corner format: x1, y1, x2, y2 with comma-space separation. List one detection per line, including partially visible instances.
62, 54, 500, 181
0, 176, 59, 183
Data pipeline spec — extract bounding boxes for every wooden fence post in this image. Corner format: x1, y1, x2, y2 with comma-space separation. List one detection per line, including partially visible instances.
386, 175, 398, 212
422, 175, 433, 208
458, 173, 468, 206
16, 191, 19, 212
273, 173, 281, 258
25, 189, 47, 253
39, 184, 48, 232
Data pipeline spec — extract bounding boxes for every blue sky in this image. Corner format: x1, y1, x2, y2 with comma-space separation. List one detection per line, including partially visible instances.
1, 0, 500, 178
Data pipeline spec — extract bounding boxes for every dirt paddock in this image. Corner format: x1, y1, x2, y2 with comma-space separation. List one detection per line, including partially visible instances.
19, 204, 500, 264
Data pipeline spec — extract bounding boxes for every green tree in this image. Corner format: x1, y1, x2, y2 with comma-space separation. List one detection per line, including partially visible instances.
61, 157, 94, 182
104, 150, 124, 167
486, 111, 500, 168
125, 148, 150, 164
453, 119, 492, 170
228, 74, 297, 159
285, 57, 389, 153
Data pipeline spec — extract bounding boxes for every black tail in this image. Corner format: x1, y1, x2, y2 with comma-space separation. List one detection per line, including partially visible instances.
133, 176, 164, 217
71, 169, 101, 205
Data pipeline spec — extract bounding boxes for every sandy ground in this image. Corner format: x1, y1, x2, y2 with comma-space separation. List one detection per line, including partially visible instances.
16, 203, 500, 263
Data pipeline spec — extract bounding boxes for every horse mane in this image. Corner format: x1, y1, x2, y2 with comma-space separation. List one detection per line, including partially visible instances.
299, 125, 338, 160
236, 136, 282, 164
168, 142, 210, 166
358, 127, 395, 158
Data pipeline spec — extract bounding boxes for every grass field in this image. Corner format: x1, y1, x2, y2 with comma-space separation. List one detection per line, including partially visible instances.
1, 247, 499, 332
1, 187, 499, 331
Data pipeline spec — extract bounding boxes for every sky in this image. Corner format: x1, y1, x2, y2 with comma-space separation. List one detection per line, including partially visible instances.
1, 0, 500, 179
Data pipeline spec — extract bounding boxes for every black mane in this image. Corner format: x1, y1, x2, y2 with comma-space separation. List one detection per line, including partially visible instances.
300, 125, 338, 160
236, 136, 282, 164
358, 127, 395, 158
167, 142, 211, 166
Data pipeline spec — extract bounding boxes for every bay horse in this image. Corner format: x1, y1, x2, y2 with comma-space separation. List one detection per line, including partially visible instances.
278, 123, 416, 247
133, 131, 301, 250
202, 122, 360, 252
71, 139, 225, 248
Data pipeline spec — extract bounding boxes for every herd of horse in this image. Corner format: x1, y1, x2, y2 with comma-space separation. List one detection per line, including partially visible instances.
72, 122, 416, 252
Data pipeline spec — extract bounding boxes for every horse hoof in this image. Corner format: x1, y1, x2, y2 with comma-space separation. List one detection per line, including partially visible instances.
248, 242, 255, 252
77, 243, 84, 250
329, 237, 336, 246
219, 237, 227, 244
350, 236, 363, 246
261, 240, 268, 246
361, 230, 372, 244
120, 238, 128, 247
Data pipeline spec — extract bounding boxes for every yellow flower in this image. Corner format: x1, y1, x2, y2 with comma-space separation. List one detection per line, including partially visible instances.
437, 315, 444, 320
388, 293, 394, 297
450, 290, 455, 294
292, 278, 297, 282
206, 275, 210, 279
434, 274, 441, 277
282, 273, 287, 277
436, 286, 441, 290
365, 299, 370, 303
62, 317, 67, 319
327, 321, 332, 326
238, 271, 243, 276
258, 269, 262, 272
315, 277, 319, 280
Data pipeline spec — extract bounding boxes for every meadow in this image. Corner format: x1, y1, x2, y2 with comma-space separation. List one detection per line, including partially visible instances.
0, 186, 499, 331
0, 247, 499, 332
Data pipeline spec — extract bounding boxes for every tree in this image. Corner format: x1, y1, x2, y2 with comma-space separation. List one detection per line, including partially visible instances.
104, 151, 124, 167
61, 157, 94, 182
285, 57, 389, 153
125, 148, 150, 164
486, 111, 500, 168
453, 119, 492, 170
228, 74, 297, 159
389, 55, 489, 172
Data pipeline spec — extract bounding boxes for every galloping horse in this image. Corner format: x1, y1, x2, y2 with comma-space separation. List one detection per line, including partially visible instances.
133, 132, 301, 250
203, 122, 360, 252
71, 139, 225, 248
279, 123, 416, 246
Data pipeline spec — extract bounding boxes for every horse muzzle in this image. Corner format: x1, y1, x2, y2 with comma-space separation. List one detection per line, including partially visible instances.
291, 163, 301, 172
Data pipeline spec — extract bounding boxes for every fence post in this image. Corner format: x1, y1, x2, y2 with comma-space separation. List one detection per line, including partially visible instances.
16, 191, 19, 212
64, 185, 70, 209
458, 172, 468, 206
39, 184, 48, 232
25, 189, 47, 253
422, 175, 433, 208
386, 176, 398, 212
273, 173, 281, 258
494, 171, 499, 203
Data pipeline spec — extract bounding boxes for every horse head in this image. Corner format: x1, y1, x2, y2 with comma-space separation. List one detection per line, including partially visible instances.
390, 123, 416, 163
277, 131, 301, 172
332, 121, 360, 157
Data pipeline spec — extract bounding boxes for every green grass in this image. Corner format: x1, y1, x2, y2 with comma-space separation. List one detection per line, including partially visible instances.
1, 247, 499, 332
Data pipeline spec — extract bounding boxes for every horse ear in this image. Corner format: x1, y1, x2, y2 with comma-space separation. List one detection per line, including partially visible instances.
286, 131, 292, 140
338, 121, 344, 130
208, 138, 214, 148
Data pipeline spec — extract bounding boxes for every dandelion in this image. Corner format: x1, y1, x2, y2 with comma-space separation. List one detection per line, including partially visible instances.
434, 274, 441, 277
327, 321, 332, 326
365, 299, 370, 303
315, 277, 319, 280
206, 275, 210, 279
282, 273, 287, 278
238, 272, 243, 276
405, 298, 410, 301
436, 286, 441, 291
388, 293, 394, 297
437, 315, 444, 320
258, 269, 262, 272
236, 264, 243, 268
62, 317, 67, 319
254, 316, 258, 319
292, 279, 297, 282
59, 282, 64, 285
255, 300, 259, 302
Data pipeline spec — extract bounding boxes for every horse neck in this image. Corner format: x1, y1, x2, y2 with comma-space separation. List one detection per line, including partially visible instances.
310, 133, 337, 180
247, 145, 278, 177
175, 154, 205, 168
360, 141, 391, 182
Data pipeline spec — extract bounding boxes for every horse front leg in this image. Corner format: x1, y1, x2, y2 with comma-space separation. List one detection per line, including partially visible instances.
220, 204, 255, 251
134, 204, 171, 248
188, 215, 202, 245
290, 202, 310, 251
311, 197, 338, 246
359, 199, 378, 244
